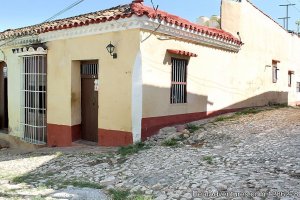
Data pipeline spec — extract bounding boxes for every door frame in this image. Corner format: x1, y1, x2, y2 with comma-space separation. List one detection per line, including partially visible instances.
80, 60, 99, 142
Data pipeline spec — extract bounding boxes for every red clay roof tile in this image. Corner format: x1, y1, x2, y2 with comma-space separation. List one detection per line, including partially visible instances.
0, 1, 241, 45
167, 49, 198, 57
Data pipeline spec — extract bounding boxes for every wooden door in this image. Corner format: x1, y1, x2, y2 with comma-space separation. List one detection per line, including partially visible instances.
81, 62, 98, 142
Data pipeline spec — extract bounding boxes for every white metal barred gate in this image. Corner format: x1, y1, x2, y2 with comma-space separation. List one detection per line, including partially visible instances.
20, 55, 47, 144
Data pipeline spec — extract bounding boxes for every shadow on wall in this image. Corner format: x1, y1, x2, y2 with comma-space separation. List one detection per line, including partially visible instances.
141, 85, 288, 140
142, 85, 208, 139
224, 91, 288, 109
0, 91, 288, 199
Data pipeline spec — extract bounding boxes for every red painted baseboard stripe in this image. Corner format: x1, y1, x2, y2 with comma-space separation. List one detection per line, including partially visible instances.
47, 102, 300, 147
98, 129, 133, 147
141, 107, 241, 140
47, 124, 80, 147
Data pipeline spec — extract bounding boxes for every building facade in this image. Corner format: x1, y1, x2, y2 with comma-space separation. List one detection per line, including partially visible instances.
0, 0, 299, 147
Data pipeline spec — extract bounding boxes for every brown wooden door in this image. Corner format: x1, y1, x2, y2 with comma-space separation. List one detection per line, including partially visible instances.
81, 77, 98, 142
0, 63, 8, 130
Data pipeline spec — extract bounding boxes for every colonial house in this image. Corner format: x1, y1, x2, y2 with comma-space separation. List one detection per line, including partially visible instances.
0, 0, 299, 147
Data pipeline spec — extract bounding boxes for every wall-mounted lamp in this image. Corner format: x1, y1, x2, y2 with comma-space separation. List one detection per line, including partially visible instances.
106, 42, 117, 59
3, 65, 7, 78
237, 32, 244, 45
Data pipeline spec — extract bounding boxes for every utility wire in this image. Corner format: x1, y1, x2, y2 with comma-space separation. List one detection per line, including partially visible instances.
142, 0, 161, 42
296, 0, 300, 8
42, 0, 85, 23
286, 0, 300, 13
0, 0, 86, 48
285, 0, 300, 32
150, 0, 159, 11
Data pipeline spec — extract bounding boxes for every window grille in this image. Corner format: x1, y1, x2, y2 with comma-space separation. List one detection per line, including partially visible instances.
288, 71, 294, 87
20, 55, 47, 144
297, 82, 300, 92
170, 58, 187, 104
272, 65, 278, 83
81, 63, 98, 76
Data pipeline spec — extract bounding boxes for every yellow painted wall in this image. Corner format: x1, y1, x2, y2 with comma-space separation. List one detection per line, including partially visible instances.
141, 0, 300, 118
0, 48, 22, 136
3, 0, 300, 140
47, 29, 140, 132
0, 51, 4, 61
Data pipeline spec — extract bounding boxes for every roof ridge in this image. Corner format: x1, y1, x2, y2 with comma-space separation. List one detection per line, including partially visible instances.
130, 1, 241, 44
0, 3, 132, 38
0, 0, 241, 45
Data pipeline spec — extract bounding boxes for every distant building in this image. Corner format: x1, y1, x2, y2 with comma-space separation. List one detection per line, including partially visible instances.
196, 15, 221, 28
0, 0, 299, 147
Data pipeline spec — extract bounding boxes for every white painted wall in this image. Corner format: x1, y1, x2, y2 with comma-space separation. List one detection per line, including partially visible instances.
140, 0, 300, 120
222, 0, 300, 105
131, 49, 143, 142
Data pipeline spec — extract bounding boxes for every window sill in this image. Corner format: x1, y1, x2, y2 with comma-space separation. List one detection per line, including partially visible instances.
170, 103, 188, 105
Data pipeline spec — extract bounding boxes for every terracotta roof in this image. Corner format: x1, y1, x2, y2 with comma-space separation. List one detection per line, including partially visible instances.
0, 4, 132, 40
0, 0, 241, 45
131, 2, 241, 45
167, 49, 198, 57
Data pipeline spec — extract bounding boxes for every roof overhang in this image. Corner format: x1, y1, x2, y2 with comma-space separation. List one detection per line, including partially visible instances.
167, 49, 197, 57
12, 45, 47, 56
1, 16, 241, 53
272, 59, 281, 64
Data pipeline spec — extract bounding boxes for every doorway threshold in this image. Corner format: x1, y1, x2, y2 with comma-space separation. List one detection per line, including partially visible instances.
0, 129, 8, 134
72, 140, 98, 147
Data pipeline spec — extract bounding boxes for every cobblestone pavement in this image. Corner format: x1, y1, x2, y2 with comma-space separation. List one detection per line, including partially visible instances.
0, 107, 300, 200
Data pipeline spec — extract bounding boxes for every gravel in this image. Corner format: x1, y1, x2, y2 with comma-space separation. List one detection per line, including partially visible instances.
0, 107, 300, 200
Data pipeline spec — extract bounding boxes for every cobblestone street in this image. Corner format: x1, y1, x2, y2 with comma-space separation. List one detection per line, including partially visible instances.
0, 107, 300, 200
